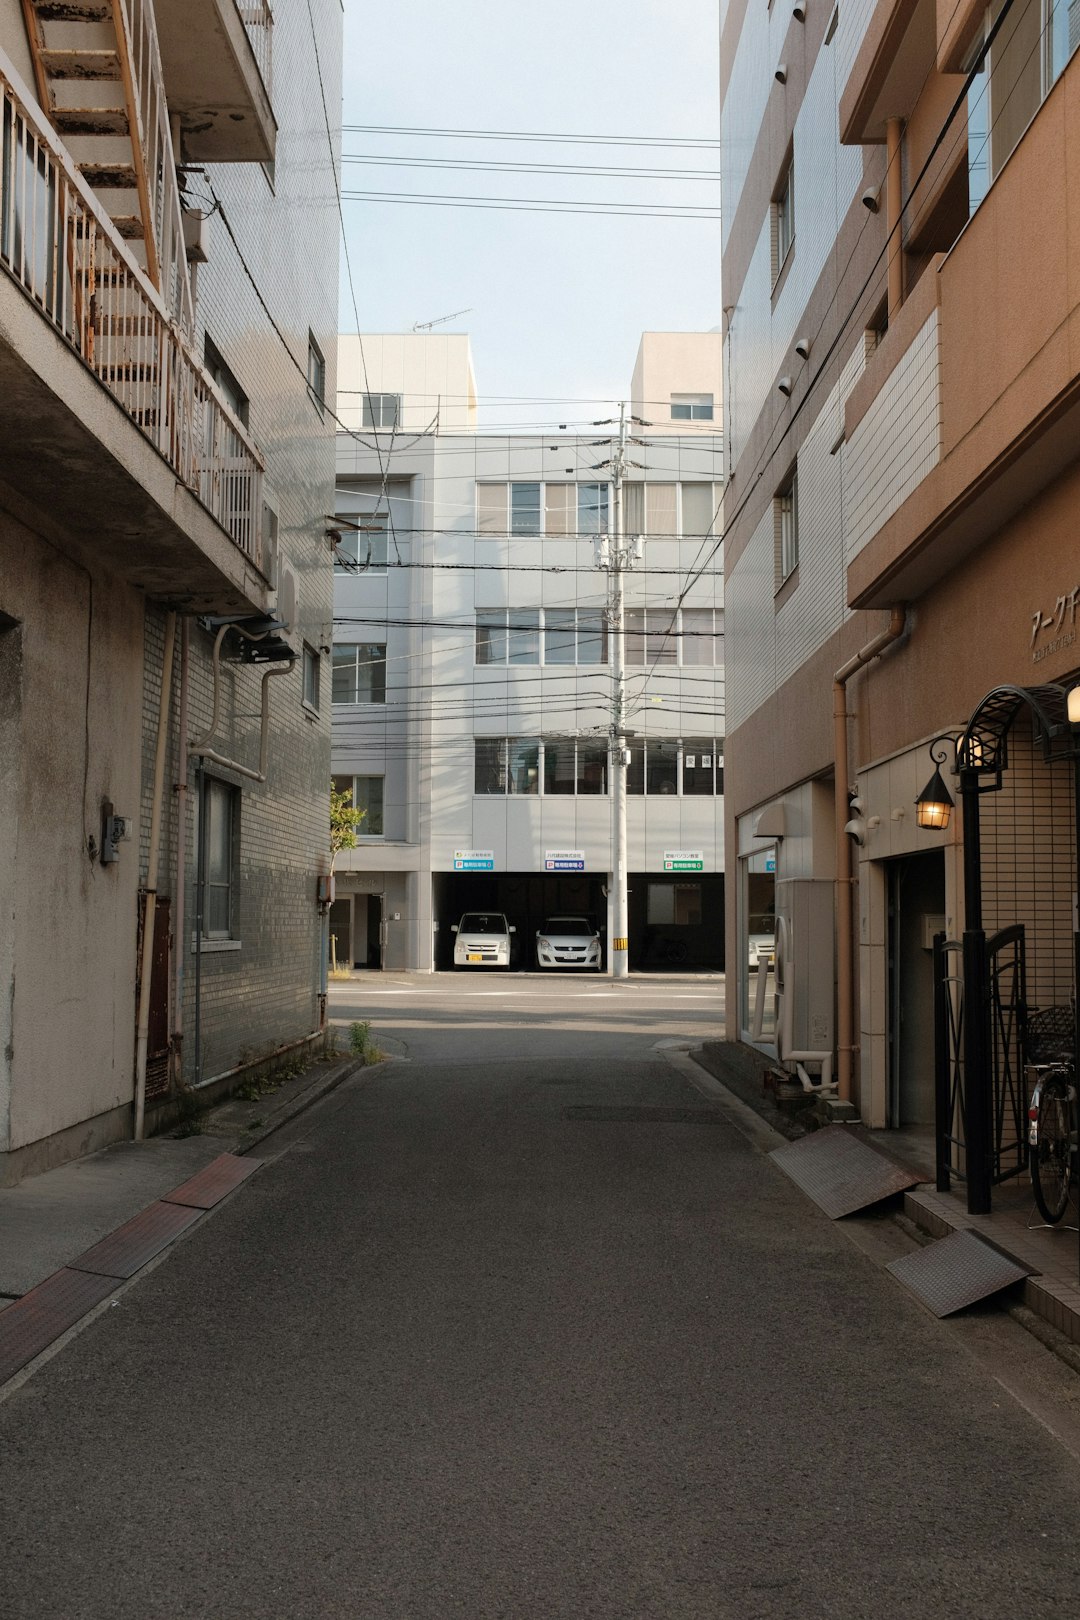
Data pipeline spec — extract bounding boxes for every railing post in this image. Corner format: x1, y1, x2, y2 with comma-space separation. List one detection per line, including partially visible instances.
963, 928, 992, 1214
933, 931, 951, 1192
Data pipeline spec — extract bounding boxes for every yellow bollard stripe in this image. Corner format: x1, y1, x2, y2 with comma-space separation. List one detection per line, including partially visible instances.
613, 937, 628, 951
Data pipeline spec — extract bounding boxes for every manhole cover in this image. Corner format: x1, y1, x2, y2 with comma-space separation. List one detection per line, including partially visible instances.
565, 1105, 720, 1124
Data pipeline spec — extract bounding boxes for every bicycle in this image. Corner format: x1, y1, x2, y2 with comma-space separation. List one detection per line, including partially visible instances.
1026, 1006, 1077, 1226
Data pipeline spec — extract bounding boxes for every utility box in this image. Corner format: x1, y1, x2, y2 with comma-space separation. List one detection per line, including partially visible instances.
775, 878, 835, 1055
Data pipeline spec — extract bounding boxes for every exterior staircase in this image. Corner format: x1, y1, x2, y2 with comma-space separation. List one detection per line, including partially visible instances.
19, 0, 193, 333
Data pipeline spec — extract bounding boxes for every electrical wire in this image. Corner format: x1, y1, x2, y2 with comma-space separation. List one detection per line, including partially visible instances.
340, 122, 721, 150
341, 190, 721, 221
341, 154, 722, 182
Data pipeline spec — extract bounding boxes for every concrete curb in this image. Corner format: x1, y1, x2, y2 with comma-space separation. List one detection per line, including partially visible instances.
231, 1054, 372, 1156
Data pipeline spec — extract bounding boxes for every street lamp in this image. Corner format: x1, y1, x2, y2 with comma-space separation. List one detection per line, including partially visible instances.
915, 737, 956, 830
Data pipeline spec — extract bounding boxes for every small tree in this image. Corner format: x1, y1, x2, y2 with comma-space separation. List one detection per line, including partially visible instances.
330, 782, 364, 874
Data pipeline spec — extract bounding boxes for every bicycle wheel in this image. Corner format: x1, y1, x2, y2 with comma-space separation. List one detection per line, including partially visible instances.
1030, 1077, 1073, 1224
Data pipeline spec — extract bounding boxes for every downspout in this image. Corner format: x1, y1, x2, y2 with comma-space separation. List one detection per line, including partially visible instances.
170, 616, 189, 1089
832, 606, 907, 1105
134, 608, 177, 1141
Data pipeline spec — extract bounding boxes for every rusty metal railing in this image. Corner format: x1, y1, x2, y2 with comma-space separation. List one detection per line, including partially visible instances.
0, 63, 264, 569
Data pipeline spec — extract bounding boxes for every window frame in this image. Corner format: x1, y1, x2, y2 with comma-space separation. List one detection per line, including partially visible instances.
302, 643, 320, 712
775, 469, 799, 588
196, 775, 239, 943
307, 331, 326, 417
772, 155, 795, 284
670, 394, 715, 421
333, 513, 389, 575
362, 392, 401, 430
331, 642, 387, 704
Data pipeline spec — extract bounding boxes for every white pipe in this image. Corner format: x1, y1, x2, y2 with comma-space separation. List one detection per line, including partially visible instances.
134, 609, 177, 1140
189, 622, 295, 782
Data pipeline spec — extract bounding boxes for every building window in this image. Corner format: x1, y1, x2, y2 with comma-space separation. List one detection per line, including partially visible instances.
626, 738, 723, 795
332, 643, 386, 704
772, 157, 794, 282
681, 607, 722, 666
307, 332, 326, 416
775, 470, 799, 586
510, 482, 542, 535
477, 738, 608, 796
474, 738, 540, 795
362, 393, 400, 430
475, 609, 607, 666
626, 608, 678, 666
681, 482, 716, 538
198, 777, 238, 940
475, 481, 611, 537
333, 773, 384, 837
334, 513, 388, 573
670, 394, 714, 421
965, 0, 1072, 217
302, 644, 320, 711
203, 335, 249, 426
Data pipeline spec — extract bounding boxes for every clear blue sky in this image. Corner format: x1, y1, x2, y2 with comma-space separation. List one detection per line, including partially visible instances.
339, 0, 721, 428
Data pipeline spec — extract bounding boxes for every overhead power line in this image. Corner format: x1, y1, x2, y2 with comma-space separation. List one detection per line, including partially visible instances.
341, 190, 721, 222
342, 154, 721, 182
340, 123, 721, 151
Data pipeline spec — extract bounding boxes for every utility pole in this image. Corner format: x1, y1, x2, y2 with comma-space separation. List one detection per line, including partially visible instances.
595, 404, 639, 979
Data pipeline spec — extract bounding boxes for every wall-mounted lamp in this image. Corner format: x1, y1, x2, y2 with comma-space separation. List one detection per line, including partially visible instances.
775, 62, 788, 83
1069, 683, 1080, 724
915, 737, 957, 830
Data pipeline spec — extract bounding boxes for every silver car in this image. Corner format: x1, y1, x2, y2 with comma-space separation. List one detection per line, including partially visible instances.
452, 911, 515, 968
535, 915, 602, 970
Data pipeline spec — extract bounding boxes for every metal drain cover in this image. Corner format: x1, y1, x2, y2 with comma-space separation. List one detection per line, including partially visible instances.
887, 1229, 1035, 1317
770, 1127, 923, 1218
565, 1105, 719, 1124
163, 1153, 259, 1210
0, 1268, 118, 1386
69, 1201, 202, 1279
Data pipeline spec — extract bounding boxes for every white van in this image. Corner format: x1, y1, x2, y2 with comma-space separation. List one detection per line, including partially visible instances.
451, 911, 516, 969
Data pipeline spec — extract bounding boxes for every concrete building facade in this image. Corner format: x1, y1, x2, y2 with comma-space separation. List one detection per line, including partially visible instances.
331, 333, 725, 974
0, 0, 341, 1182
720, 0, 1080, 1186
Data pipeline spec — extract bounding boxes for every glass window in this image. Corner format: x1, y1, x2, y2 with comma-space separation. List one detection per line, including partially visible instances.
578, 483, 610, 535
507, 611, 540, 664
625, 609, 646, 666
334, 514, 388, 574
199, 777, 237, 939
354, 775, 384, 836
623, 482, 645, 534
475, 610, 508, 665
674, 883, 702, 925
506, 738, 539, 795
646, 609, 678, 666
332, 644, 386, 704
544, 739, 576, 796
362, 393, 400, 430
577, 612, 607, 665
203, 336, 249, 427
681, 608, 716, 667
670, 394, 714, 421
646, 740, 678, 796
774, 160, 794, 274
510, 482, 542, 535
307, 332, 326, 415
647, 883, 675, 923
681, 483, 714, 538
475, 740, 506, 794
544, 609, 577, 664
577, 740, 608, 795
682, 740, 716, 796
777, 473, 798, 583
626, 743, 645, 795
477, 485, 508, 535
302, 644, 320, 710
545, 484, 574, 536
646, 484, 677, 536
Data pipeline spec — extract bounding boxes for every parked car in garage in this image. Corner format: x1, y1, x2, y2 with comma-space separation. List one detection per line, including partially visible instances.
535, 915, 603, 970
451, 912, 516, 968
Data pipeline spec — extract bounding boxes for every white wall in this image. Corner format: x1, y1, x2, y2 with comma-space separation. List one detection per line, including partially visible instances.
337, 334, 477, 432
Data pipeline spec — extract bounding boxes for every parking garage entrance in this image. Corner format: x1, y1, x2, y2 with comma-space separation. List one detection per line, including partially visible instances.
432, 871, 724, 971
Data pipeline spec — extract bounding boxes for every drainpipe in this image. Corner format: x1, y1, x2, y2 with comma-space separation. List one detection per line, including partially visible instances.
833, 607, 907, 1105
886, 117, 905, 320
134, 609, 177, 1141
170, 617, 190, 1089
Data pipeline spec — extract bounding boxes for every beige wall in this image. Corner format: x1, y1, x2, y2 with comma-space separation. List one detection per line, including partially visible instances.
0, 508, 143, 1166
1, 4, 36, 100
630, 332, 723, 432
337, 334, 478, 433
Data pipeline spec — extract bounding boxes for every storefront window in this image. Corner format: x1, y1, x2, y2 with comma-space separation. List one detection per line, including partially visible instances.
740, 848, 777, 1044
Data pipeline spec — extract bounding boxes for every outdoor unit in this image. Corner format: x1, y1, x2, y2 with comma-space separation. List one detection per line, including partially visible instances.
775, 878, 835, 1058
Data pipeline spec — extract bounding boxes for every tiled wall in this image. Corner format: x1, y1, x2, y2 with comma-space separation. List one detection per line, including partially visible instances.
844, 311, 942, 563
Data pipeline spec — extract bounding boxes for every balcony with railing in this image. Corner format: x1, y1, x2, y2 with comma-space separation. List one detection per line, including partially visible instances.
0, 55, 268, 614
154, 0, 276, 163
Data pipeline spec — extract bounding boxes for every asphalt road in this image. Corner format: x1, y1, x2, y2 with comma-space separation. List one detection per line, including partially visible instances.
3, 976, 1080, 1618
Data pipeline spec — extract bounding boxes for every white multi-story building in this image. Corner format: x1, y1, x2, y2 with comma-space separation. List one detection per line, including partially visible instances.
331, 333, 725, 973
0, 0, 340, 1182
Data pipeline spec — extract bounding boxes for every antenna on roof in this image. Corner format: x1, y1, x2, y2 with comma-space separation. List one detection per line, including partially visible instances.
412, 308, 473, 332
